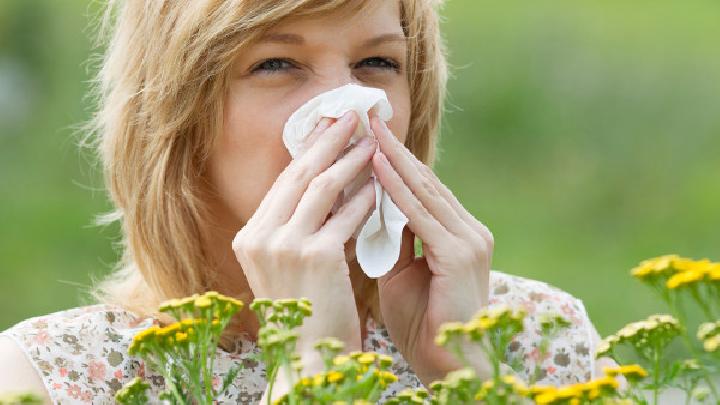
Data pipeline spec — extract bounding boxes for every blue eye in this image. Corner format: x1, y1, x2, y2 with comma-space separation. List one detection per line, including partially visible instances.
358, 57, 400, 71
252, 58, 297, 74
251, 57, 401, 75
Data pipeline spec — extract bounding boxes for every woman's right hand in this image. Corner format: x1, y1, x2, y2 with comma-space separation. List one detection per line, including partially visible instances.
231, 110, 377, 355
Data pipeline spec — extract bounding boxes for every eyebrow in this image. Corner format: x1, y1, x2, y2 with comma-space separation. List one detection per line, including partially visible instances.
257, 32, 407, 47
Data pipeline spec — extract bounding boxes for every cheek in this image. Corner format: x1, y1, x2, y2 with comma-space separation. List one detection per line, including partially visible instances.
207, 91, 293, 224
384, 88, 411, 144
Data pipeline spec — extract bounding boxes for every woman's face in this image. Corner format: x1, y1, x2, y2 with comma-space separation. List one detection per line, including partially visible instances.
207, 1, 411, 259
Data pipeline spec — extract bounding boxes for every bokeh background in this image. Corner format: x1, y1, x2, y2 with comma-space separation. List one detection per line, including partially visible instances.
1, 0, 718, 338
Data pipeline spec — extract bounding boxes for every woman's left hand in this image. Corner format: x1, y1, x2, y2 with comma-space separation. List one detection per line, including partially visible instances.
369, 116, 494, 386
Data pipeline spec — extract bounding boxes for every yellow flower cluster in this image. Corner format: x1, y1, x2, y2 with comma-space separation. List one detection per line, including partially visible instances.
666, 258, 720, 289
473, 374, 528, 402
385, 388, 430, 404
630, 254, 680, 278
630, 254, 720, 289
697, 321, 720, 353
435, 305, 526, 346
275, 351, 397, 404
529, 376, 620, 404
159, 290, 244, 319
129, 291, 243, 356
298, 367, 397, 389
595, 314, 680, 357
603, 364, 648, 382
129, 318, 205, 355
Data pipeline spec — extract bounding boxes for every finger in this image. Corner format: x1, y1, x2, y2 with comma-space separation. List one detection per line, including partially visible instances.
252, 117, 335, 223
371, 149, 447, 247
287, 136, 377, 235
297, 116, 338, 155
372, 118, 493, 244
315, 178, 376, 243
430, 178, 494, 244
256, 111, 359, 227
370, 117, 474, 238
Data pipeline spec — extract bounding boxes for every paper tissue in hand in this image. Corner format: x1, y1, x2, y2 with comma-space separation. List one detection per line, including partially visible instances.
282, 83, 408, 278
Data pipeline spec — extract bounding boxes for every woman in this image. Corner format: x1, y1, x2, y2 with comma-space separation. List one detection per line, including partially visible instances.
0, 0, 616, 402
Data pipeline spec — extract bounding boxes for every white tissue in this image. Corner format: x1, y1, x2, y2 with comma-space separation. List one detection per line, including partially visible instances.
282, 83, 409, 278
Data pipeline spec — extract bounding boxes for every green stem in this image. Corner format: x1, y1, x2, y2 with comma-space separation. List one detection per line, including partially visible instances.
690, 285, 715, 321
664, 293, 720, 402
652, 341, 660, 405
266, 365, 279, 405
283, 359, 297, 405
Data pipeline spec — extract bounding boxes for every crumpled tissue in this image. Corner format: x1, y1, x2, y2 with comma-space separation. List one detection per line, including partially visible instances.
282, 83, 408, 278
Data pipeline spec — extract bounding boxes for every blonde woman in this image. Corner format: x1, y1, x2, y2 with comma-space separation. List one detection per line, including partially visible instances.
0, 0, 617, 402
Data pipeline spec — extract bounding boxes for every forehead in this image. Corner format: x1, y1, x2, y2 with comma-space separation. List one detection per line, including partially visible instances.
266, 1, 403, 38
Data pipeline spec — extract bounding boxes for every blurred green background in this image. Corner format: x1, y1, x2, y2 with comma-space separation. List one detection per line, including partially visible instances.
1, 0, 718, 337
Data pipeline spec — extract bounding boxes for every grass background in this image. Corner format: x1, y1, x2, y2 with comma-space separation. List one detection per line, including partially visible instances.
1, 0, 718, 337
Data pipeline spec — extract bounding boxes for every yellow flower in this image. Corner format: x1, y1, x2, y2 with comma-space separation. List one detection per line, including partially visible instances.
378, 354, 393, 368
175, 332, 188, 343
674, 258, 713, 272
327, 370, 344, 384
554, 386, 578, 399
378, 370, 398, 384
603, 364, 648, 379
593, 375, 620, 390
194, 296, 213, 309
313, 373, 325, 387
666, 269, 705, 289
159, 298, 183, 312
333, 355, 350, 366
535, 391, 557, 404
630, 254, 680, 278
697, 321, 720, 340
357, 352, 376, 365
704, 335, 720, 352
478, 316, 497, 330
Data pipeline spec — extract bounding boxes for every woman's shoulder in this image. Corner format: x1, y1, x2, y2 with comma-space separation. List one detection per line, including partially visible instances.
489, 269, 590, 324
1, 303, 157, 364
0, 304, 157, 403
489, 269, 597, 385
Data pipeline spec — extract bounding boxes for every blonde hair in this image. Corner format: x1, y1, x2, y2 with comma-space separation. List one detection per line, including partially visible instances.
84, 0, 449, 337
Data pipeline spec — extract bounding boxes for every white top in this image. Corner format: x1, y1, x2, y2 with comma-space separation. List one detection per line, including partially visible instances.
1, 270, 600, 403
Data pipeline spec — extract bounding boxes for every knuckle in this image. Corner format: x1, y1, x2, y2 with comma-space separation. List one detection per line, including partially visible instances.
233, 232, 265, 259
419, 163, 434, 179
410, 196, 427, 216
308, 172, 340, 194
471, 236, 492, 261
284, 161, 313, 184
267, 235, 301, 259
418, 175, 437, 197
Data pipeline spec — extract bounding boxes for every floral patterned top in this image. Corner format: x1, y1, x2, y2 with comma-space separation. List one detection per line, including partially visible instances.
1, 270, 599, 404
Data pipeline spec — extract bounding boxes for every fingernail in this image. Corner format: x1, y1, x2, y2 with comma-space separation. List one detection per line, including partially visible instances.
316, 117, 333, 131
